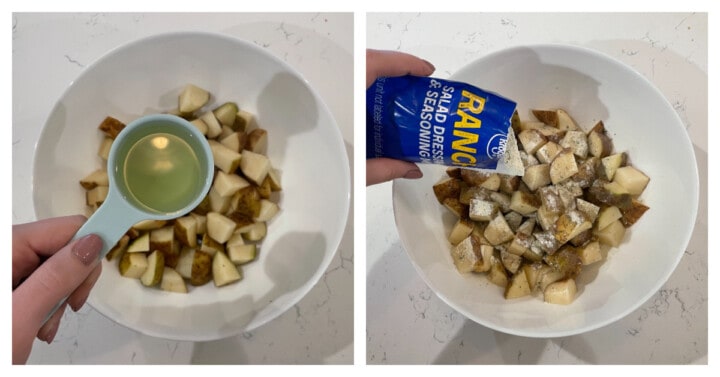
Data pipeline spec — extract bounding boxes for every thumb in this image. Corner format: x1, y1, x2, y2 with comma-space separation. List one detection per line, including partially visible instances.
367, 158, 423, 186
14, 234, 103, 325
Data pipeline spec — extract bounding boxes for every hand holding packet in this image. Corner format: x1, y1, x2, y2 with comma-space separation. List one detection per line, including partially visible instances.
367, 75, 523, 175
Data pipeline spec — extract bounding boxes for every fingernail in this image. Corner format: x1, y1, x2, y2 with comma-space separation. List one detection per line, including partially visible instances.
422, 59, 436, 73
72, 234, 102, 266
404, 169, 423, 179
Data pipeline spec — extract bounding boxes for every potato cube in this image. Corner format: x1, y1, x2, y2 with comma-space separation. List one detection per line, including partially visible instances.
535, 141, 563, 164
509, 191, 540, 216
596, 206, 623, 231
621, 199, 650, 227
80, 169, 109, 190
504, 270, 532, 299
613, 166, 650, 196
576, 241, 602, 265
575, 198, 600, 223
549, 149, 579, 185
518, 129, 548, 155
594, 219, 626, 247
544, 279, 577, 305
213, 171, 250, 197
209, 140, 242, 174
207, 212, 237, 244
560, 130, 588, 159
451, 235, 482, 273
448, 218, 475, 245
484, 213, 515, 245
522, 163, 551, 191
600, 153, 626, 181
500, 249, 523, 274
469, 198, 498, 222
554, 210, 592, 244
487, 256, 508, 287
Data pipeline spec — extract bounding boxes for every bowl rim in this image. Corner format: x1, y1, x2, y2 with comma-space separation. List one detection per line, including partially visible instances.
392, 43, 699, 338
32, 30, 351, 340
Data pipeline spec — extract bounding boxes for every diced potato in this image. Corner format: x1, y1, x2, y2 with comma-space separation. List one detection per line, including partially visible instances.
140, 250, 165, 287
190, 250, 213, 286
535, 141, 562, 164
234, 109, 257, 132
245, 128, 268, 155
206, 212, 237, 244
549, 149, 579, 185
575, 198, 600, 223
554, 210, 593, 244
200, 111, 223, 139
227, 244, 257, 265
267, 168, 282, 191
500, 249, 522, 274
469, 198, 498, 222
98, 137, 113, 160
80, 169, 109, 190
451, 235, 482, 273
531, 109, 558, 126
213, 171, 250, 197
596, 206, 623, 231
106, 235, 129, 261
178, 84, 210, 114
613, 166, 650, 196
253, 199, 280, 222
600, 153, 626, 181
86, 186, 109, 206
175, 247, 195, 279
560, 130, 588, 159
213, 251, 242, 287
595, 219, 626, 247
442, 197, 468, 218
119, 252, 148, 279
518, 129, 548, 156
220, 131, 247, 153
213, 102, 240, 128
448, 218, 475, 245
509, 191, 540, 216
576, 241, 602, 265
98, 116, 126, 139
243, 222, 267, 242
588, 128, 613, 158
544, 279, 577, 305
133, 219, 168, 231
190, 118, 208, 135
484, 213, 515, 245
621, 199, 650, 227
486, 256, 508, 287
240, 149, 271, 185
160, 267, 188, 293
555, 109, 579, 131
504, 270, 532, 299
522, 164, 551, 191
433, 177, 462, 203
199, 233, 224, 256
126, 232, 150, 253
174, 216, 197, 247
507, 232, 533, 256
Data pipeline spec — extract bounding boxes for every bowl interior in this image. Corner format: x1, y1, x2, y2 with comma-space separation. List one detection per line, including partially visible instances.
393, 45, 698, 337
32, 32, 350, 341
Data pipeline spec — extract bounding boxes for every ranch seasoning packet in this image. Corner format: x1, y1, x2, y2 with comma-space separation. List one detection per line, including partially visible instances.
367, 75, 523, 175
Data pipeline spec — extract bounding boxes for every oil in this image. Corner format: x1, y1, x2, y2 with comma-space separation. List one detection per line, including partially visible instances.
123, 132, 203, 213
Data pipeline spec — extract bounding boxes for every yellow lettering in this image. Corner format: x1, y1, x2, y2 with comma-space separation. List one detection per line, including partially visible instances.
452, 152, 476, 165
458, 90, 486, 114
451, 129, 479, 154
454, 109, 482, 128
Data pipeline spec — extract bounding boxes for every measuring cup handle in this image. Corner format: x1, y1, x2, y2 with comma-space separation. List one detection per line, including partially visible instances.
44, 190, 144, 324
73, 190, 142, 259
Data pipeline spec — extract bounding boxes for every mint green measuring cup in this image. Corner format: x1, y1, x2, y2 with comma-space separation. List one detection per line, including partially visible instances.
75, 114, 214, 257
45, 114, 213, 322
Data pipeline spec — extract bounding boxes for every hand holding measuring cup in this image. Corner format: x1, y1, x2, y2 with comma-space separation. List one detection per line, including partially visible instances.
12, 114, 213, 364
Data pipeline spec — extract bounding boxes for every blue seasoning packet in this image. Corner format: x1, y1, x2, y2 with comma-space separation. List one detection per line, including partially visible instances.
367, 75, 518, 170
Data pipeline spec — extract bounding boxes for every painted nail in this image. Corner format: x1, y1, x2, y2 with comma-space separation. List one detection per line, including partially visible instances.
404, 169, 423, 179
422, 59, 436, 73
72, 234, 102, 266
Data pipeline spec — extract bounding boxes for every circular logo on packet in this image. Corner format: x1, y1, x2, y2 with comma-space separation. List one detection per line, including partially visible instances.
486, 133, 507, 160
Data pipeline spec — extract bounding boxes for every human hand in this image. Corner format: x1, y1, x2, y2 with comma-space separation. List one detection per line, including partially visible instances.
12, 215, 103, 364
366, 49, 435, 185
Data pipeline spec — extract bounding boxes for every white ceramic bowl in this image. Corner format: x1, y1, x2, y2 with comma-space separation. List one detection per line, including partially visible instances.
393, 44, 698, 338
33, 32, 350, 341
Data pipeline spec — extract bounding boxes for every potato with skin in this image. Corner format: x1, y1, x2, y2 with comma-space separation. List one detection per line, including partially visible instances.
190, 250, 213, 286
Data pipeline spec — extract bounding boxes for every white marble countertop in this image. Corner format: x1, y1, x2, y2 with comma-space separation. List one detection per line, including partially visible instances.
366, 12, 708, 364
12, 12, 354, 364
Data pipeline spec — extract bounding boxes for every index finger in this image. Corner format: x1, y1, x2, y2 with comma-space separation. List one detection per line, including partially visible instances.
366, 49, 435, 88
13, 215, 87, 258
